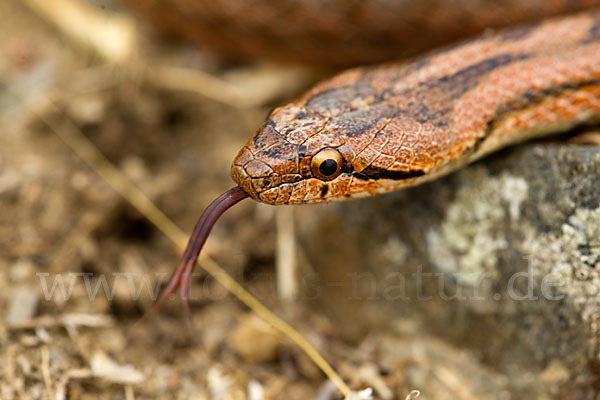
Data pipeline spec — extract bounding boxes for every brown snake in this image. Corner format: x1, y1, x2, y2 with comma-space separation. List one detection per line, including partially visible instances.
135, 6, 600, 316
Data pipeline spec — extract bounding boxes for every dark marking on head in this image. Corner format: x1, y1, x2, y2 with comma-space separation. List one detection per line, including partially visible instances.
305, 87, 358, 114
353, 168, 425, 181
327, 104, 396, 138
253, 124, 282, 151
251, 125, 300, 175
297, 145, 311, 158
320, 185, 329, 197
342, 161, 354, 174
260, 141, 298, 160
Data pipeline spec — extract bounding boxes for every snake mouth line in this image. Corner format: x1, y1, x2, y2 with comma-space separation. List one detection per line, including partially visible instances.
353, 167, 426, 180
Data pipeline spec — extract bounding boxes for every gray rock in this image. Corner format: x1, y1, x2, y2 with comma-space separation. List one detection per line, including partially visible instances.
296, 144, 600, 398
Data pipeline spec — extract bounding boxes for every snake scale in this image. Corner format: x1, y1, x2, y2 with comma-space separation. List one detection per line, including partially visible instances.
129, 2, 600, 314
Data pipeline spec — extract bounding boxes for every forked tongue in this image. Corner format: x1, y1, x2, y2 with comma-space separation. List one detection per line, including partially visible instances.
137, 186, 249, 326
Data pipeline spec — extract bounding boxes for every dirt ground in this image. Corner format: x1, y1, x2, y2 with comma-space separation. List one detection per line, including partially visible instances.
0, 1, 422, 399
12, 1, 594, 399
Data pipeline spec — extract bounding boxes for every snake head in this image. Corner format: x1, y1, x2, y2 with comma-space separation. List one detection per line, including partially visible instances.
231, 103, 362, 204
232, 72, 445, 204
231, 101, 436, 204
231, 105, 430, 205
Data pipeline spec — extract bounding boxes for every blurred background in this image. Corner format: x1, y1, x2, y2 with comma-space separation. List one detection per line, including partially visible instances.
1, 1, 599, 399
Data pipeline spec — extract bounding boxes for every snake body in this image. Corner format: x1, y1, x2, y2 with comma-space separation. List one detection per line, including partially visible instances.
126, 0, 600, 66
231, 11, 600, 204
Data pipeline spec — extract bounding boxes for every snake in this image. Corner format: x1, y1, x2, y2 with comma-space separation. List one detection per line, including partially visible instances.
138, 6, 600, 314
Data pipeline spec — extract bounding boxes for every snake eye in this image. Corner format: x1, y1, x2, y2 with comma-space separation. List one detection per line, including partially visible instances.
311, 148, 343, 181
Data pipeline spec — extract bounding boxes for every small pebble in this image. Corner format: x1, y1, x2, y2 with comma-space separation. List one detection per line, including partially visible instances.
6, 285, 38, 327
227, 314, 283, 363
90, 352, 144, 384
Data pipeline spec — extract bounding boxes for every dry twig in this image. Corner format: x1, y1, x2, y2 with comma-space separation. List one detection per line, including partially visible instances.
41, 345, 56, 400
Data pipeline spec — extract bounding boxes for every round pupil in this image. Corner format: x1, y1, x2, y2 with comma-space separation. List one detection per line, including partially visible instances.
319, 159, 338, 176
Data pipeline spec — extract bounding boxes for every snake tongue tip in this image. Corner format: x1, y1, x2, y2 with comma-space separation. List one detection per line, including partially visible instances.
142, 186, 250, 321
